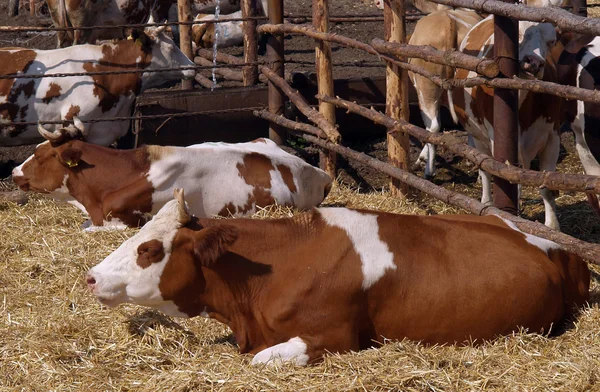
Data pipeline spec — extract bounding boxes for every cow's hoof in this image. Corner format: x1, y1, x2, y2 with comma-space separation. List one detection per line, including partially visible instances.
81, 219, 93, 229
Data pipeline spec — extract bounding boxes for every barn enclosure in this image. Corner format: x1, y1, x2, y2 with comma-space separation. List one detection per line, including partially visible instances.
1, 0, 600, 390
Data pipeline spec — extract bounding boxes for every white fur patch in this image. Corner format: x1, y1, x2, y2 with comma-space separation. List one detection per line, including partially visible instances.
88, 200, 185, 311
319, 208, 396, 290
251, 337, 310, 366
146, 140, 330, 218
495, 216, 560, 254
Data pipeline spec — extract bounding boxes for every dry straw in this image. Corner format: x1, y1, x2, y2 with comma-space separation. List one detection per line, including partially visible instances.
1, 175, 599, 391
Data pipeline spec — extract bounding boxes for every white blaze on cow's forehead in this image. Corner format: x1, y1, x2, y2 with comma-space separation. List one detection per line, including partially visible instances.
494, 215, 560, 254
319, 208, 396, 290
89, 200, 186, 314
251, 337, 310, 366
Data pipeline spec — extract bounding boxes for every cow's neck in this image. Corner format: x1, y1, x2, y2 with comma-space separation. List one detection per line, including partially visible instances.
67, 144, 151, 219
194, 213, 321, 353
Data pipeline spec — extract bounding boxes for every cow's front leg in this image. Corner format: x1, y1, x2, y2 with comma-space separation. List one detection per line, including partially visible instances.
251, 337, 312, 366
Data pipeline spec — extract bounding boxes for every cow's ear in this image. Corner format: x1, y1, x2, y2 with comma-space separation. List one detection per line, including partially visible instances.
193, 225, 238, 267
59, 147, 83, 168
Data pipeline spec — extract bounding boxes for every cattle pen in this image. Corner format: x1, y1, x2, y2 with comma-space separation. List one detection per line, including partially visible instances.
1, 0, 600, 390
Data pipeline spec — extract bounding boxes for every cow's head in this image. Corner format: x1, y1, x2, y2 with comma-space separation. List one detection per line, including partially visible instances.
133, 27, 196, 89
518, 21, 557, 79
12, 120, 87, 195
86, 189, 239, 317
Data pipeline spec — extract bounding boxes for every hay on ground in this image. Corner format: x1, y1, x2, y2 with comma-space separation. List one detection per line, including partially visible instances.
0, 180, 599, 391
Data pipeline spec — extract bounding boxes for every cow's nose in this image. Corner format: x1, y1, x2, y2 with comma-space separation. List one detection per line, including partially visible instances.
86, 274, 96, 291
521, 55, 544, 76
11, 174, 29, 191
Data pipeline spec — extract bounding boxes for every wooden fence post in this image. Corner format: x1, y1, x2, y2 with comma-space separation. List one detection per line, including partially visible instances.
384, 0, 411, 197
313, 0, 337, 179
267, 0, 286, 144
8, 0, 19, 16
493, 4, 519, 215
178, 0, 194, 90
242, 0, 259, 86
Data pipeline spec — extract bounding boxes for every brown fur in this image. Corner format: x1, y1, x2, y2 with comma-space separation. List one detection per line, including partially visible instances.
153, 210, 589, 363
82, 35, 152, 113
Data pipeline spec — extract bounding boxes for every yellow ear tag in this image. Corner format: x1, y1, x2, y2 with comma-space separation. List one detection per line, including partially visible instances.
135, 38, 143, 46
66, 161, 78, 168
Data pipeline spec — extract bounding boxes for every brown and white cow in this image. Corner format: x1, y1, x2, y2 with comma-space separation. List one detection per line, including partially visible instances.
12, 131, 332, 231
86, 189, 590, 365
450, 15, 561, 229
408, 8, 483, 177
556, 34, 600, 216
46, 0, 266, 48
191, 10, 245, 49
0, 27, 195, 147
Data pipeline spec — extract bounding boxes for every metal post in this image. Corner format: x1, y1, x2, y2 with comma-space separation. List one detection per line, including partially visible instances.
493, 8, 519, 214
267, 0, 285, 144
384, 0, 411, 198
178, 0, 194, 90
313, 0, 337, 178
242, 0, 259, 86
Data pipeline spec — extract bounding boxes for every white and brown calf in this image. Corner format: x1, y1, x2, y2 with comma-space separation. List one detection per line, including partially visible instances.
12, 132, 331, 231
451, 15, 561, 229
557, 34, 600, 216
408, 8, 483, 177
0, 28, 195, 147
86, 189, 589, 365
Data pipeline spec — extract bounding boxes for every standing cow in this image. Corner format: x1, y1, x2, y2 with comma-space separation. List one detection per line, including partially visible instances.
0, 27, 195, 146
556, 34, 600, 216
450, 15, 561, 229
12, 131, 332, 230
408, 8, 483, 178
46, 0, 268, 48
86, 189, 589, 365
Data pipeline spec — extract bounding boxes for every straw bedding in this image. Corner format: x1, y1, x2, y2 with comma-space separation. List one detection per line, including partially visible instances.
1, 178, 599, 391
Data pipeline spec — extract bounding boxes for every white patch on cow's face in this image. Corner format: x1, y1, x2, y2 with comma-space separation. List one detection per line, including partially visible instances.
142, 32, 195, 90
11, 153, 34, 178
251, 337, 310, 366
319, 208, 396, 290
495, 215, 560, 254
518, 21, 556, 79
87, 200, 186, 315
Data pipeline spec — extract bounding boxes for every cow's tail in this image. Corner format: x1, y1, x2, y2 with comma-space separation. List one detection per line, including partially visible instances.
547, 247, 590, 319
447, 89, 459, 125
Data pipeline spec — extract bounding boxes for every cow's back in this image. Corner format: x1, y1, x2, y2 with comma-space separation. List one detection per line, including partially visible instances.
363, 213, 579, 344
146, 140, 331, 217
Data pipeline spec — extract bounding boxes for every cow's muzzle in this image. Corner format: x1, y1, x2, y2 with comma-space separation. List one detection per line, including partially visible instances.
11, 175, 29, 191
520, 55, 545, 79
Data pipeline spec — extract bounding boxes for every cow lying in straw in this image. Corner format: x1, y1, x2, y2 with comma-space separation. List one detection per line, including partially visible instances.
450, 15, 562, 229
86, 188, 589, 365
12, 125, 331, 231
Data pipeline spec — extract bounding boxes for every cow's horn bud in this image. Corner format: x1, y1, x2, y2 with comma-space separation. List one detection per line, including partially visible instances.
174, 188, 191, 225
37, 123, 63, 141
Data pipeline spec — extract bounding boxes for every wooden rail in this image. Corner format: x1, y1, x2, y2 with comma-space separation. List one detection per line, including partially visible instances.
317, 95, 600, 194
255, 109, 600, 264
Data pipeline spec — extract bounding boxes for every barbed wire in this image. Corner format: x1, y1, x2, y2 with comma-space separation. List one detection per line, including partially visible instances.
2, 106, 269, 127
0, 61, 269, 80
